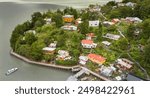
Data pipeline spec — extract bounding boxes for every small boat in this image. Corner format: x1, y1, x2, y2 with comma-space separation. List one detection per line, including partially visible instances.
5, 67, 18, 76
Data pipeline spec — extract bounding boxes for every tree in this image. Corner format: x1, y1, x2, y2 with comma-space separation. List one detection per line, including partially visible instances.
101, 5, 112, 14
114, 38, 129, 51
31, 12, 43, 24
141, 19, 150, 39
107, 25, 117, 32
63, 7, 78, 19
134, 0, 150, 19
81, 12, 89, 21
16, 45, 31, 58
144, 43, 150, 64
30, 41, 46, 61
78, 21, 89, 34
34, 18, 45, 28
109, 10, 121, 19
106, 1, 117, 6
126, 24, 135, 39
43, 54, 55, 62
52, 13, 63, 28
24, 33, 37, 45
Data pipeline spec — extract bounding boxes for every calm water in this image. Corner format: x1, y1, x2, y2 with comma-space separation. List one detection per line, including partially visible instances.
0, 2, 73, 81
0, 0, 112, 81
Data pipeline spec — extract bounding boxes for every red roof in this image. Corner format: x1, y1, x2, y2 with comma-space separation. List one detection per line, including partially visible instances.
88, 54, 106, 62
81, 40, 93, 44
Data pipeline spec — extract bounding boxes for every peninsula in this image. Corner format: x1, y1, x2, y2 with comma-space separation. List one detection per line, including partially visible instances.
10, 0, 150, 81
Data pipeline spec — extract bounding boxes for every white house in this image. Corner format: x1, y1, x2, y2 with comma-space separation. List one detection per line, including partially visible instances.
75, 18, 82, 25
42, 47, 56, 54
79, 56, 88, 65
100, 66, 114, 77
44, 18, 52, 24
125, 17, 142, 23
24, 30, 36, 35
61, 25, 77, 31
81, 40, 97, 49
103, 33, 121, 40
115, 76, 122, 81
89, 20, 100, 27
125, 2, 136, 7
102, 41, 111, 46
49, 41, 57, 48
57, 50, 71, 60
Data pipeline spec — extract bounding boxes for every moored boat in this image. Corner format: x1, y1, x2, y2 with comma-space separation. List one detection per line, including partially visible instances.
5, 68, 18, 76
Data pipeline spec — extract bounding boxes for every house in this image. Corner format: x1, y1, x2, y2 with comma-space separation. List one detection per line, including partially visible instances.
125, 2, 136, 7
115, 76, 122, 81
86, 33, 96, 40
24, 30, 36, 35
44, 18, 51, 24
42, 47, 56, 54
125, 17, 142, 23
103, 21, 115, 27
115, 58, 134, 70
89, 6, 101, 12
102, 41, 111, 46
79, 56, 88, 65
100, 66, 114, 77
49, 41, 57, 48
61, 25, 77, 31
103, 33, 121, 40
81, 40, 97, 49
112, 18, 120, 24
88, 53, 106, 65
57, 50, 71, 60
89, 20, 100, 27
63, 15, 74, 23
89, 5, 101, 12
117, 2, 125, 7
75, 18, 82, 25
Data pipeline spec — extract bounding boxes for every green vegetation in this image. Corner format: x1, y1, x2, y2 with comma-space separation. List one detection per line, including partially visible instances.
10, 0, 150, 79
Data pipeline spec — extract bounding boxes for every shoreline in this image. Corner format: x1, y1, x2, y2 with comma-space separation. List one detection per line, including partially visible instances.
10, 50, 78, 70
10, 50, 110, 81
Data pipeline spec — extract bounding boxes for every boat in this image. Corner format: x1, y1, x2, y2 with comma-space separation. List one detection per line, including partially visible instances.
5, 68, 18, 76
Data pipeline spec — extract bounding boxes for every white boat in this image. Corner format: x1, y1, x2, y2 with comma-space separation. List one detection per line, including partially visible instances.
5, 68, 18, 76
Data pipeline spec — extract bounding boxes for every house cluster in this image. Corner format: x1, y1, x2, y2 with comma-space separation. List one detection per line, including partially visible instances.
79, 53, 106, 66
56, 50, 72, 60
117, 2, 136, 8
81, 33, 97, 49
115, 58, 134, 70
121, 17, 143, 24
98, 58, 134, 80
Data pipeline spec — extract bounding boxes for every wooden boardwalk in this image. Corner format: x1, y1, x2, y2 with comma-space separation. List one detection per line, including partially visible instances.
10, 50, 111, 81
10, 50, 77, 70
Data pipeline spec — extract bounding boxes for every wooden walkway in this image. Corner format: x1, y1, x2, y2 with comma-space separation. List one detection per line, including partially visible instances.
10, 50, 111, 81
10, 50, 77, 70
